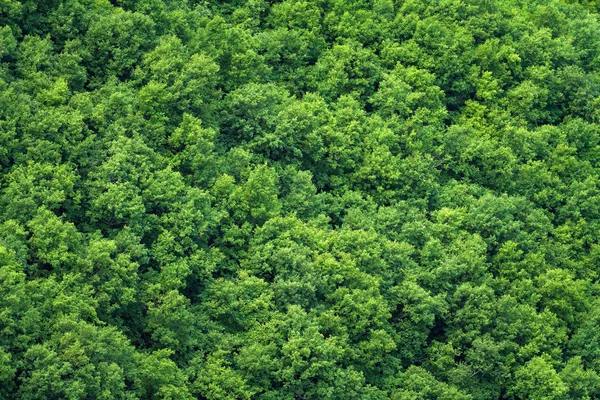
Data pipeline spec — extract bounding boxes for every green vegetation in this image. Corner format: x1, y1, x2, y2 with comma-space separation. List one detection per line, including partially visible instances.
2, 0, 600, 398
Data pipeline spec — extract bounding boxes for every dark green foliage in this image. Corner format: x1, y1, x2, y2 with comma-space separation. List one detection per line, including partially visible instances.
2, 0, 600, 398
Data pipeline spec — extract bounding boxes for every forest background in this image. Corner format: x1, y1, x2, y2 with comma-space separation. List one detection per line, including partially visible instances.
3, 0, 600, 398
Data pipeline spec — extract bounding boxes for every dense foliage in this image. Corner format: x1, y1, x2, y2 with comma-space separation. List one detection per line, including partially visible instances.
2, 0, 600, 398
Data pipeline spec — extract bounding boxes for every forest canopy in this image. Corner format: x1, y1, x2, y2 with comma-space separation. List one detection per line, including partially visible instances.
2, 0, 600, 398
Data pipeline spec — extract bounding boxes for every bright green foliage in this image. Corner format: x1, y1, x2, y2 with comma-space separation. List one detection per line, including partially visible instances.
2, 0, 600, 398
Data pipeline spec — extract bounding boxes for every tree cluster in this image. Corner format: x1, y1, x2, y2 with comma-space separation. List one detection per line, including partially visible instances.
2, 0, 600, 398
